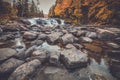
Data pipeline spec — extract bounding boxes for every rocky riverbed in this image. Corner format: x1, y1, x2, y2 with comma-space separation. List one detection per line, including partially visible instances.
0, 18, 120, 80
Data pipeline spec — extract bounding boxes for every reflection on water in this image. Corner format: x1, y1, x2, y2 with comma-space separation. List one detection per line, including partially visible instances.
89, 58, 116, 80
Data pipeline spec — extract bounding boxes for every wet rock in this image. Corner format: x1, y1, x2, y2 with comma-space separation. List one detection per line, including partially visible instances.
106, 42, 120, 49
8, 59, 41, 80
18, 19, 31, 25
80, 37, 93, 43
106, 50, 120, 58
0, 28, 3, 35
60, 48, 88, 69
23, 31, 37, 40
97, 29, 118, 40
31, 40, 43, 46
44, 67, 61, 74
49, 52, 60, 66
105, 27, 120, 35
0, 48, 17, 63
1, 25, 20, 31
0, 58, 24, 75
90, 74, 108, 80
65, 44, 76, 49
61, 30, 68, 34
61, 33, 75, 45
0, 33, 15, 40
37, 33, 47, 40
32, 50, 48, 63
109, 59, 120, 79
73, 43, 84, 49
114, 37, 120, 44
47, 32, 63, 44
76, 30, 87, 37
86, 32, 97, 39
83, 44, 103, 53
43, 68, 73, 80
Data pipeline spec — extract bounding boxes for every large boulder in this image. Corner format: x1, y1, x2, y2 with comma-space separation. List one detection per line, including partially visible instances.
8, 59, 41, 80
60, 48, 88, 69
0, 48, 17, 63
0, 58, 24, 75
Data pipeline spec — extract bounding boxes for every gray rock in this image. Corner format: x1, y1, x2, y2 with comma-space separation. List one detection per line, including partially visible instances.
60, 48, 88, 69
65, 44, 76, 49
23, 31, 37, 40
47, 32, 63, 44
86, 32, 97, 39
76, 31, 87, 37
109, 59, 120, 79
80, 37, 93, 43
37, 33, 47, 40
0, 58, 24, 75
8, 59, 41, 80
19, 19, 31, 25
0, 28, 3, 35
97, 29, 118, 40
32, 50, 48, 63
49, 52, 60, 66
31, 40, 44, 46
0, 48, 17, 63
114, 37, 120, 44
61, 33, 75, 45
73, 43, 84, 49
107, 50, 120, 57
106, 42, 120, 49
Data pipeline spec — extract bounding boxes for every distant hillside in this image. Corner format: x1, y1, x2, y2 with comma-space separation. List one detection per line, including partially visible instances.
48, 0, 120, 25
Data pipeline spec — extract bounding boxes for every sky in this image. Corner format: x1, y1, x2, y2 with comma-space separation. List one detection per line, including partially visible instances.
38, 0, 56, 14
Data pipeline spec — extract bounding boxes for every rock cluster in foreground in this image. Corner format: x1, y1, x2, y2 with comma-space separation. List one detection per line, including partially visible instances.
0, 19, 120, 80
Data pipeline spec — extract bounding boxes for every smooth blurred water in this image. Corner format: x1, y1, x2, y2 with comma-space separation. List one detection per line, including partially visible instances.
28, 18, 65, 27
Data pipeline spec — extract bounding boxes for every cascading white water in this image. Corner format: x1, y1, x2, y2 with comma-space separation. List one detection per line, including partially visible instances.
28, 18, 65, 27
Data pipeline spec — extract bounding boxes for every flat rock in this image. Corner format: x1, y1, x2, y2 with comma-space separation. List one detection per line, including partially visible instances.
60, 48, 88, 69
8, 59, 41, 80
0, 48, 17, 63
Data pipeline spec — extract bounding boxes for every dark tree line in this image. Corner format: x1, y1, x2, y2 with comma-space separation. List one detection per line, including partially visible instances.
14, 0, 44, 17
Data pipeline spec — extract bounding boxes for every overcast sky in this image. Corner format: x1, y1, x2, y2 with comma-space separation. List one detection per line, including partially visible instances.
38, 0, 56, 14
